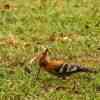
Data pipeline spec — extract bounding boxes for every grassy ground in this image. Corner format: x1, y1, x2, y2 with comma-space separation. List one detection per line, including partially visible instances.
0, 0, 100, 99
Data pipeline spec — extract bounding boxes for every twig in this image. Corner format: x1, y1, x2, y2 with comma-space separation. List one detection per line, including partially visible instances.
35, 66, 41, 80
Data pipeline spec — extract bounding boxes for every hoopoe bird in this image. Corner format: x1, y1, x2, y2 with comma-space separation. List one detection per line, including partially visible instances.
31, 48, 97, 79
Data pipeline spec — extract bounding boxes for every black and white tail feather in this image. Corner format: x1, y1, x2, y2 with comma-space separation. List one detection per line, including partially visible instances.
53, 63, 97, 77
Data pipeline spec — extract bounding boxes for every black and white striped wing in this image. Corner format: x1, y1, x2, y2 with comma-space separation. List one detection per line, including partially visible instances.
57, 64, 79, 74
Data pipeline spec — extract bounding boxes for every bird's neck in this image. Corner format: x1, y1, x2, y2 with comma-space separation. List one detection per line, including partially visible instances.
39, 56, 49, 67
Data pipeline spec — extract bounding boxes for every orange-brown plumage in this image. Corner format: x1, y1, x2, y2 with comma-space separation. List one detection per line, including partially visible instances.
37, 49, 64, 71
43, 60, 64, 71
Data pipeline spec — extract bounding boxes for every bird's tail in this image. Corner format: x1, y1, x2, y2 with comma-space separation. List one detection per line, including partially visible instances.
77, 65, 97, 73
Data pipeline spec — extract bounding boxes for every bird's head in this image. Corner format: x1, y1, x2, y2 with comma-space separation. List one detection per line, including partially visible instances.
29, 48, 49, 64
38, 48, 49, 61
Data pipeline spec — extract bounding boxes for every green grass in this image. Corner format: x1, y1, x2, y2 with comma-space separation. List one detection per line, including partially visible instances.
0, 0, 100, 99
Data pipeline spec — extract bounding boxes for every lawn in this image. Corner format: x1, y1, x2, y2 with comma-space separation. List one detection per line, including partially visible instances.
0, 0, 100, 100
